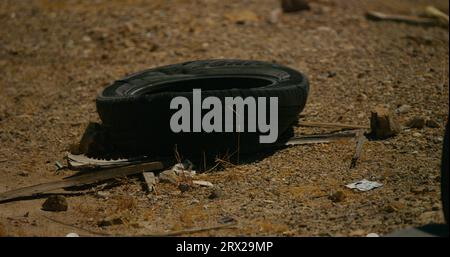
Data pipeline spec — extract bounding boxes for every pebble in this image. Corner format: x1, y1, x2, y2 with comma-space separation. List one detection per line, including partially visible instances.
18, 171, 29, 177
42, 195, 68, 212
178, 183, 190, 192
406, 116, 425, 129
208, 189, 221, 199
412, 132, 422, 137
395, 104, 411, 114
328, 191, 345, 203
281, 0, 311, 13
97, 217, 123, 227
370, 106, 401, 139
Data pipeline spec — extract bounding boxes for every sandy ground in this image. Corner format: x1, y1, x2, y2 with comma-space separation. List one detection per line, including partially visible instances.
0, 0, 448, 236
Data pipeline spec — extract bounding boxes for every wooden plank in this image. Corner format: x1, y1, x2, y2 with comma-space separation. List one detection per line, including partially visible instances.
0, 162, 164, 203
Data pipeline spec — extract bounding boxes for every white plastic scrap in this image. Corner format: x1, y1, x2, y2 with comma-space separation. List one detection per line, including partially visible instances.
172, 160, 196, 177
345, 179, 383, 192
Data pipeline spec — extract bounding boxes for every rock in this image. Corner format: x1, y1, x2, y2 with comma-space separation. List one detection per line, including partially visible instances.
268, 8, 282, 24
66, 232, 79, 237
18, 171, 29, 177
42, 195, 68, 212
328, 191, 345, 203
366, 233, 380, 237
370, 106, 401, 139
97, 217, 123, 227
395, 104, 411, 114
158, 169, 178, 184
281, 0, 310, 13
412, 132, 422, 137
178, 182, 190, 192
426, 119, 440, 128
208, 189, 221, 199
406, 116, 425, 129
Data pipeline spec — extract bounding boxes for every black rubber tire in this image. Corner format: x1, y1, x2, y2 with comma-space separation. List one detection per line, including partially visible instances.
442, 121, 449, 225
96, 59, 309, 157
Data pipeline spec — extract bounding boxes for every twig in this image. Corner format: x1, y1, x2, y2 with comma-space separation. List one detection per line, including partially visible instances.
286, 130, 359, 146
350, 130, 366, 169
138, 222, 237, 237
297, 121, 370, 130
425, 6, 449, 24
41, 214, 108, 236
366, 11, 438, 25
42, 214, 236, 237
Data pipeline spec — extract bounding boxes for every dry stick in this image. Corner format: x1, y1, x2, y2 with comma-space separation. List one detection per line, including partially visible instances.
285, 130, 360, 146
297, 121, 370, 130
366, 11, 438, 25
350, 130, 366, 169
425, 6, 449, 24
0, 161, 164, 203
42, 214, 236, 237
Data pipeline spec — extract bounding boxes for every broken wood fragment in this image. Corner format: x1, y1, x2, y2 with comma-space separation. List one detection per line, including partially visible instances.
142, 172, 156, 192
0, 161, 164, 203
370, 106, 401, 139
350, 130, 366, 169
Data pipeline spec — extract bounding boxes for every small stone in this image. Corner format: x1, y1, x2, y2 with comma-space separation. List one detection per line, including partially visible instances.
97, 217, 123, 227
328, 191, 345, 203
42, 195, 68, 212
66, 232, 79, 237
395, 104, 411, 114
208, 189, 221, 199
406, 116, 425, 129
366, 233, 380, 237
412, 132, 422, 137
426, 119, 440, 128
281, 0, 311, 13
18, 171, 29, 177
370, 106, 401, 139
158, 170, 178, 184
178, 183, 190, 192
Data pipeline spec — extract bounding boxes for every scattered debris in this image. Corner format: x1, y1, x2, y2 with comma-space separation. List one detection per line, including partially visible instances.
0, 161, 164, 203
97, 217, 124, 227
55, 161, 65, 171
350, 130, 366, 169
281, 0, 310, 13
142, 172, 156, 192
426, 119, 440, 128
172, 160, 196, 177
158, 169, 178, 185
395, 104, 411, 114
286, 130, 359, 146
366, 11, 438, 26
329, 191, 346, 202
370, 106, 401, 139
67, 153, 150, 169
42, 195, 68, 212
406, 116, 425, 129
193, 180, 214, 187
346, 179, 383, 192
66, 232, 80, 237
297, 121, 370, 130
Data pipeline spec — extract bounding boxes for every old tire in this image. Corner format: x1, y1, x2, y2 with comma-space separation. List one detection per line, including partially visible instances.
96, 59, 309, 156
